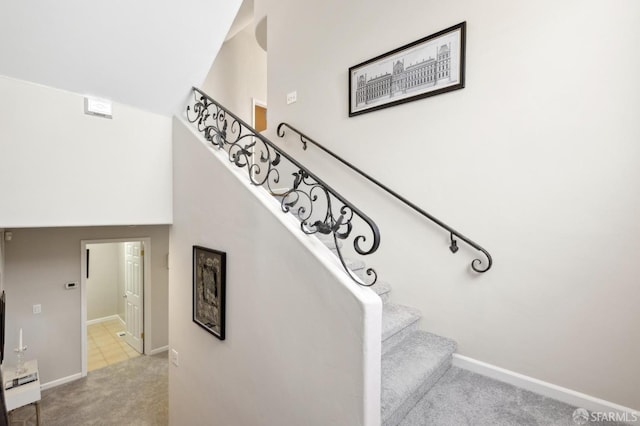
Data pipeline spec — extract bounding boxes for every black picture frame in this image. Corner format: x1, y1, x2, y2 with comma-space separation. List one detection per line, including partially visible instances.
349, 22, 466, 117
193, 246, 226, 340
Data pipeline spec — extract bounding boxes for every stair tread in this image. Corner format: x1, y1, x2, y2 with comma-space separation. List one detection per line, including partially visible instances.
344, 257, 365, 271
382, 304, 421, 342
371, 280, 391, 298
317, 233, 343, 249
381, 331, 457, 424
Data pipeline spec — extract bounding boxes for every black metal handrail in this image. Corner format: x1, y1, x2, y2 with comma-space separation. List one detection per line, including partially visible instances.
186, 88, 380, 286
277, 122, 492, 273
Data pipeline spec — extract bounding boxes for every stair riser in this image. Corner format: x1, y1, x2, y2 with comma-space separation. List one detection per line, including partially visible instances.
323, 239, 343, 250
345, 260, 365, 272
383, 357, 453, 426
355, 267, 372, 281
382, 320, 419, 356
371, 281, 392, 303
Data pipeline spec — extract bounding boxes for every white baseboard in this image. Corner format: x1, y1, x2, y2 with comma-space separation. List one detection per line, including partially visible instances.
87, 314, 121, 326
149, 345, 169, 356
41, 373, 82, 391
453, 354, 639, 424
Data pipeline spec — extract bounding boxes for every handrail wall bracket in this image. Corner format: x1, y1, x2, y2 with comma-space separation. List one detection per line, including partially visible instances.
277, 122, 493, 274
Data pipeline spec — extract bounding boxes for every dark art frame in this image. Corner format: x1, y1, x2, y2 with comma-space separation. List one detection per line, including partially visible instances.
192, 246, 227, 340
349, 22, 466, 117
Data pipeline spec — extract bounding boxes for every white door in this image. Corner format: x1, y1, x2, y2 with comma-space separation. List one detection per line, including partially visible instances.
124, 242, 144, 353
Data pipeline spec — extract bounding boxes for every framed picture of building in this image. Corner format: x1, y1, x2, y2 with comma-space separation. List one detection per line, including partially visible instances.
193, 245, 226, 340
349, 22, 466, 117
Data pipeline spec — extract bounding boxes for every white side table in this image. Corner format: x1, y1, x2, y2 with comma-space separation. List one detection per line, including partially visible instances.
2, 359, 41, 425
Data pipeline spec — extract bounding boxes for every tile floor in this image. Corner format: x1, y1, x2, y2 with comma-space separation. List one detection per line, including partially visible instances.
87, 318, 140, 372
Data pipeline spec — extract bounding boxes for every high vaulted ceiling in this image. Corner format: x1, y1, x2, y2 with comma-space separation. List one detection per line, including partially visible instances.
226, 0, 255, 42
0, 0, 242, 116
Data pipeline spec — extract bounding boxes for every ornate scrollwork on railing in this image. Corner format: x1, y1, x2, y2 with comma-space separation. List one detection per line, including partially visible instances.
186, 87, 380, 286
277, 122, 493, 274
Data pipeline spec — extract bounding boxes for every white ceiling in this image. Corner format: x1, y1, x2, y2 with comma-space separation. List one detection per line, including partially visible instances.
0, 0, 242, 116
226, 0, 255, 42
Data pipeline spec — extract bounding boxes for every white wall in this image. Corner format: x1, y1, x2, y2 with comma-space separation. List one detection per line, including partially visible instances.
86, 243, 121, 321
3, 225, 169, 385
201, 24, 267, 125
0, 76, 173, 228
260, 0, 640, 409
170, 118, 381, 425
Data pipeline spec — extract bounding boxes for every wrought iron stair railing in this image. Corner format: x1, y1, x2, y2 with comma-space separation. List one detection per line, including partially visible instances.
276, 122, 493, 273
186, 87, 380, 286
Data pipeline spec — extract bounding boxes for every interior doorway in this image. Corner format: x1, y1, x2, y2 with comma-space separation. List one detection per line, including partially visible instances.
252, 99, 267, 132
80, 238, 151, 376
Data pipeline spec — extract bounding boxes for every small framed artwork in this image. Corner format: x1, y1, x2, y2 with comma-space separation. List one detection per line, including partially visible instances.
349, 22, 466, 117
193, 246, 226, 340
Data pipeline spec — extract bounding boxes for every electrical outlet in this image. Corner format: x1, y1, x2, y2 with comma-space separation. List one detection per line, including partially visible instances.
171, 348, 179, 366
286, 91, 297, 105
33, 304, 42, 314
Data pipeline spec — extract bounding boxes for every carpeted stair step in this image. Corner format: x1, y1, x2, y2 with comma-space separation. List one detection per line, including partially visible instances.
371, 280, 391, 303
344, 257, 365, 272
382, 304, 421, 355
355, 267, 383, 282
317, 233, 343, 250
381, 331, 457, 426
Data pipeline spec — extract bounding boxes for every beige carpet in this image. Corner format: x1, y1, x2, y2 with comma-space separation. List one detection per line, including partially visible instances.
9, 352, 168, 426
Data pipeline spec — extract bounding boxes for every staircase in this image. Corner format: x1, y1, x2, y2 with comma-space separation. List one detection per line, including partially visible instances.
315, 234, 457, 426
187, 89, 466, 425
